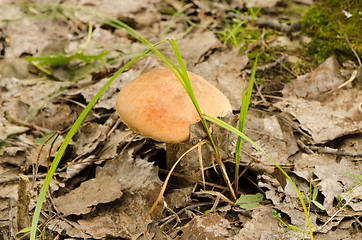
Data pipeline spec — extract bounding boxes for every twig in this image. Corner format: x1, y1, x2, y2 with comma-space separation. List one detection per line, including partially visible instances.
158, 168, 232, 192
354, 216, 362, 228
310, 146, 362, 158
337, 20, 361, 66
254, 80, 268, 103
195, 190, 235, 205
319, 195, 360, 231
159, 202, 213, 228
244, 175, 265, 195
31, 131, 60, 190
296, 139, 314, 154
0, 174, 47, 184
242, 54, 288, 75
17, 175, 31, 237
8, 198, 14, 240
8, 115, 51, 134
275, 112, 314, 143
246, 16, 301, 34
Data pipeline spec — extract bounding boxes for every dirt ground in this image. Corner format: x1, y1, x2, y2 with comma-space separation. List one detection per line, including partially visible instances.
0, 0, 361, 239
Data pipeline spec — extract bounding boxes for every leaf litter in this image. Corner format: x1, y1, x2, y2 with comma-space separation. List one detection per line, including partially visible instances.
0, 1, 361, 239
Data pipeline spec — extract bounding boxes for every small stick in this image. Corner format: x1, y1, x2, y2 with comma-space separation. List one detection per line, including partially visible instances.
31, 131, 60, 190
0, 174, 47, 184
158, 168, 232, 192
310, 146, 362, 158
337, 20, 361, 66
254, 80, 268, 103
246, 16, 301, 34
319, 195, 359, 230
17, 175, 31, 237
296, 139, 314, 154
242, 54, 288, 75
325, 69, 357, 94
160, 202, 213, 229
8, 198, 14, 239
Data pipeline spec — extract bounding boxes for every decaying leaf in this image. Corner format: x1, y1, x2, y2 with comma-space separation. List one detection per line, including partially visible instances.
192, 47, 249, 110
234, 205, 301, 239
74, 122, 107, 156
54, 150, 163, 238
174, 212, 231, 240
282, 56, 345, 99
314, 158, 361, 215
275, 88, 362, 143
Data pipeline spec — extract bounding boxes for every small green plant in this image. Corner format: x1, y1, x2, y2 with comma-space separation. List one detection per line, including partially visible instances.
234, 58, 257, 193
215, 7, 265, 49
248, 6, 263, 21
270, 172, 323, 237
272, 209, 303, 232
342, 169, 362, 186
236, 192, 264, 209
159, 0, 197, 36
216, 15, 248, 48
25, 23, 107, 75
308, 185, 325, 211
306, 170, 325, 212
337, 169, 362, 206
291, 60, 309, 76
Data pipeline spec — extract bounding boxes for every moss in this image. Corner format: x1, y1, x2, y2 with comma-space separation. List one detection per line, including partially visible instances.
301, 0, 361, 63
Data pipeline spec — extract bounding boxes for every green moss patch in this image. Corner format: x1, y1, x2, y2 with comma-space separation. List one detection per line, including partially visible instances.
301, 0, 361, 62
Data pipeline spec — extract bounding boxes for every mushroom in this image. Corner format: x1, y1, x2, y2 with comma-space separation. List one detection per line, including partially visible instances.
116, 69, 232, 143
115, 68, 232, 184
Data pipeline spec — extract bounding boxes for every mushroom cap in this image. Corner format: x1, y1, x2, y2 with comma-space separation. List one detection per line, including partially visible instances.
116, 69, 232, 143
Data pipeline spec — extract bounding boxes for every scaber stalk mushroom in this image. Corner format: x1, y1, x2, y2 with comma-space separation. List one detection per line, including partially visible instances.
116, 69, 232, 142
115, 69, 232, 183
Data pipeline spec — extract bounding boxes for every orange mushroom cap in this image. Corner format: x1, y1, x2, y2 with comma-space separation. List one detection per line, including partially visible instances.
115, 69, 232, 143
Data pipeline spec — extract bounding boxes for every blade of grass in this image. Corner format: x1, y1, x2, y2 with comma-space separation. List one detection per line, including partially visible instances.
169, 39, 237, 200
234, 57, 258, 194
202, 113, 313, 239
29, 40, 168, 240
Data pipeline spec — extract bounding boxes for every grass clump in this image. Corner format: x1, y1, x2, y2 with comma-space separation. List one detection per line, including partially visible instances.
216, 7, 273, 50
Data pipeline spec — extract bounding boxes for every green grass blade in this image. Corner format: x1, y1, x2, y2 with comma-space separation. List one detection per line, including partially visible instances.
29, 40, 168, 240
168, 39, 202, 115
234, 57, 258, 194
202, 113, 313, 238
168, 39, 236, 200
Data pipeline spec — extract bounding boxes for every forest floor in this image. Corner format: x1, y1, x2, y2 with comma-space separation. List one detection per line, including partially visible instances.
0, 0, 361, 239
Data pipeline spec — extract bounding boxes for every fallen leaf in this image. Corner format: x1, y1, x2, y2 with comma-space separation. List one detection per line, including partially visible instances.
275, 89, 362, 143
314, 158, 361, 215
54, 150, 162, 216
175, 212, 231, 240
